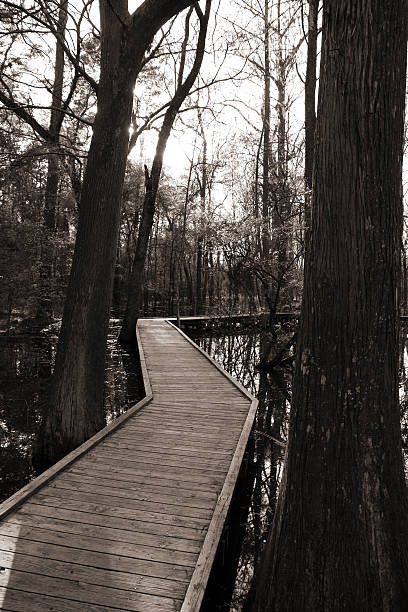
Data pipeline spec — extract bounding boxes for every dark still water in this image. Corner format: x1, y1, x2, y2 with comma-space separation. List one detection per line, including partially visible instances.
192, 323, 294, 609
0, 321, 144, 503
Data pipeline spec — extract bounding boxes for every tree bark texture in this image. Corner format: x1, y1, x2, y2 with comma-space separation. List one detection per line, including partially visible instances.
40, 0, 197, 466
247, 1, 408, 610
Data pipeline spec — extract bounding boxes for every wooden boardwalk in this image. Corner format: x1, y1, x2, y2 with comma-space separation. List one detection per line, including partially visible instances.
0, 319, 257, 611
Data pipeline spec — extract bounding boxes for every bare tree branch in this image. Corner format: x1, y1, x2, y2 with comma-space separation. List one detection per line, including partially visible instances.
0, 88, 53, 141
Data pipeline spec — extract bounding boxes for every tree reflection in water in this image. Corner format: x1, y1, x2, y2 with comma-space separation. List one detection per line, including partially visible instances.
193, 322, 293, 610
195, 321, 408, 611
0, 320, 144, 503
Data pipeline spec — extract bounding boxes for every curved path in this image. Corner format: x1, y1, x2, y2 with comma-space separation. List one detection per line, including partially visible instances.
0, 319, 257, 611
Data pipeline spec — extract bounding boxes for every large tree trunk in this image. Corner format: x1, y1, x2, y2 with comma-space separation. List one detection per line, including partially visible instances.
37, 6, 138, 466
246, 1, 408, 610
38, 0, 197, 466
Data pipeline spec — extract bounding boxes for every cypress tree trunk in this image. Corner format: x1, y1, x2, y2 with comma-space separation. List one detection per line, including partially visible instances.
247, 1, 408, 610
38, 0, 197, 466
38, 8, 139, 466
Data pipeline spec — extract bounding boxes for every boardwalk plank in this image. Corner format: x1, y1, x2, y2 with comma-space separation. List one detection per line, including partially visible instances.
120, 411, 244, 423
125, 417, 243, 434
39, 485, 213, 520
0, 523, 198, 567
0, 550, 187, 599
85, 448, 228, 474
79, 456, 226, 486
117, 424, 236, 443
29, 493, 209, 530
0, 535, 192, 581
0, 587, 116, 612
139, 403, 250, 415
18, 502, 205, 542
110, 432, 236, 454
0, 571, 181, 612
4, 511, 201, 553
65, 465, 219, 496
149, 399, 249, 408
98, 440, 233, 462
44, 476, 216, 510
59, 471, 218, 501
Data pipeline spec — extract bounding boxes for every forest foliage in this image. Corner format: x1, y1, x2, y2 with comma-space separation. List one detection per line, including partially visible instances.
0, 0, 309, 331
